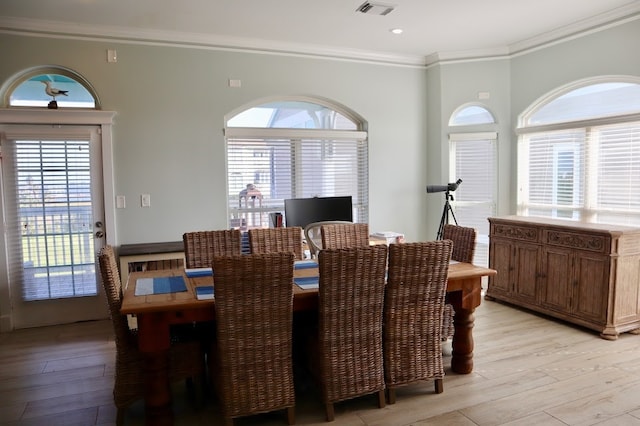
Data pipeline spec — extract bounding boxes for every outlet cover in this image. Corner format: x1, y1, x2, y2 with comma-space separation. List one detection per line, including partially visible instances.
107, 49, 117, 63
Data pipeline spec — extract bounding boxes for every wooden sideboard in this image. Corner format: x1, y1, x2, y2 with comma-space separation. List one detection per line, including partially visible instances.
486, 216, 640, 340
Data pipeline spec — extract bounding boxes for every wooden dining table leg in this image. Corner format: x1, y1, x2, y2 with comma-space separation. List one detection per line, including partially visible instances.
450, 305, 475, 374
447, 276, 482, 374
137, 313, 174, 426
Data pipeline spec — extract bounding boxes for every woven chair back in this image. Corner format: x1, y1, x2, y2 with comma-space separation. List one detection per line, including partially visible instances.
98, 245, 130, 349
212, 252, 296, 420
442, 224, 476, 263
320, 222, 369, 251
384, 240, 452, 390
317, 244, 388, 404
248, 227, 303, 260
183, 229, 242, 268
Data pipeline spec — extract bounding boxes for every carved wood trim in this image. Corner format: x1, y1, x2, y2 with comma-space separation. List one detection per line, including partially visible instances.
491, 224, 539, 242
545, 230, 608, 253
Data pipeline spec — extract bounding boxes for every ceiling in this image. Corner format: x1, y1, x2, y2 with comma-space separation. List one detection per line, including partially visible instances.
1, 0, 639, 65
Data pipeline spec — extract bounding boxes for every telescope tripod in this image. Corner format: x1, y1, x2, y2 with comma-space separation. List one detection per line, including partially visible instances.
437, 190, 458, 240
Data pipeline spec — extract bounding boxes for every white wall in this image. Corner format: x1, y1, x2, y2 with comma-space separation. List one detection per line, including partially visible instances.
0, 34, 430, 245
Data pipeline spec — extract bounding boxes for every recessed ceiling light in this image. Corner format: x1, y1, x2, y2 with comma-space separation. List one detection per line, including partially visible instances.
390, 28, 403, 35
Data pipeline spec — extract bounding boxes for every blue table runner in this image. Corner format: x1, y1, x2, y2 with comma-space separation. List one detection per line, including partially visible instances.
294, 275, 319, 290
185, 267, 213, 277
294, 260, 317, 270
135, 276, 187, 296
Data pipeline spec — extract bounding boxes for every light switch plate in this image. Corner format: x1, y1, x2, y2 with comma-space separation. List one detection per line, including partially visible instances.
116, 195, 126, 209
141, 194, 151, 207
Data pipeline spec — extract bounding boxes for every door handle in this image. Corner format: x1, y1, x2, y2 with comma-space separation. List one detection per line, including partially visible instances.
95, 231, 105, 238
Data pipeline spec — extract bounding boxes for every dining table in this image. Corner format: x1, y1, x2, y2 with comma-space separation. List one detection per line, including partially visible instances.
120, 260, 496, 425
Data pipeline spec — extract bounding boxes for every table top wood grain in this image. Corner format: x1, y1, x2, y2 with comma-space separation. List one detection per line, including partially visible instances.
121, 260, 496, 316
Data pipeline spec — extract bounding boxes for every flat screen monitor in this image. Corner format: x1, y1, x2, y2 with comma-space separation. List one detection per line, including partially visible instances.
284, 196, 353, 228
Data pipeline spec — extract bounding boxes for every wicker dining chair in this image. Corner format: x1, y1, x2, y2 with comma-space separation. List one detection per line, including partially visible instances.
211, 252, 296, 425
313, 245, 388, 422
383, 240, 452, 404
183, 230, 242, 358
183, 229, 242, 268
320, 222, 369, 251
441, 224, 477, 340
303, 220, 353, 259
248, 227, 304, 260
97, 245, 205, 425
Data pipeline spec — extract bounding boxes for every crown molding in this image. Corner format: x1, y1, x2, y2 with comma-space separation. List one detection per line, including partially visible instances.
425, 47, 510, 67
0, 16, 427, 67
1, 2, 639, 68
508, 2, 640, 55
425, 2, 640, 66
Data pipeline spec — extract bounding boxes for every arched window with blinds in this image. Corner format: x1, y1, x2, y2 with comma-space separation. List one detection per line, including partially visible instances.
225, 98, 368, 230
517, 77, 640, 225
448, 104, 497, 267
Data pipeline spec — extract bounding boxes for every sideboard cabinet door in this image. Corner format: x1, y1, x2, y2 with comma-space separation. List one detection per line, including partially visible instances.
571, 251, 609, 323
539, 246, 572, 313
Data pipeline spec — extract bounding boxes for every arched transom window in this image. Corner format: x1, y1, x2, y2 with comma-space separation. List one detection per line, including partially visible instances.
225, 97, 368, 230
2, 66, 99, 109
449, 104, 496, 126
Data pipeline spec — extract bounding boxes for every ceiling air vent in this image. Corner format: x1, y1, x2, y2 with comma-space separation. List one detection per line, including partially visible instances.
356, 1, 396, 16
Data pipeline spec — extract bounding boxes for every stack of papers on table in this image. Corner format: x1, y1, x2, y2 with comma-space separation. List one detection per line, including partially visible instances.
135, 276, 187, 296
294, 276, 319, 290
370, 231, 405, 244
195, 286, 215, 300
185, 267, 213, 277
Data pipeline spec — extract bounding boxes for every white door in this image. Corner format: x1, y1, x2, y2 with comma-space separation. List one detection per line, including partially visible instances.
0, 125, 107, 328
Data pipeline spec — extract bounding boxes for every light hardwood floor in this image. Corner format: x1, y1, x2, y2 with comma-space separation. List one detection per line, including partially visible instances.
2, 298, 640, 426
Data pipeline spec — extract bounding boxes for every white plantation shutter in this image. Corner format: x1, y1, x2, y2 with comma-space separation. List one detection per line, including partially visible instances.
225, 129, 368, 229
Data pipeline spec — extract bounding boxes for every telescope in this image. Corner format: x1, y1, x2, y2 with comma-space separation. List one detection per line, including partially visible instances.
426, 178, 462, 239
426, 178, 462, 194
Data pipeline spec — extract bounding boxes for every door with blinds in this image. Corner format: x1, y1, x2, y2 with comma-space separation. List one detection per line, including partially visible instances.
0, 125, 107, 328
